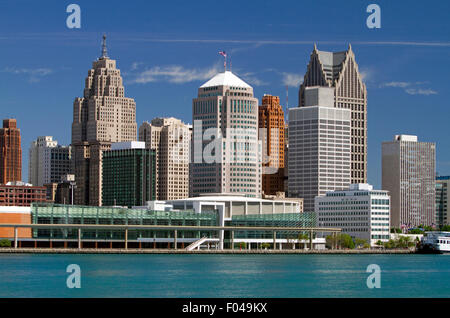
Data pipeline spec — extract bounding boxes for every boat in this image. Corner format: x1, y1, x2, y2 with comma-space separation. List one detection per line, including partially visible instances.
417, 232, 450, 254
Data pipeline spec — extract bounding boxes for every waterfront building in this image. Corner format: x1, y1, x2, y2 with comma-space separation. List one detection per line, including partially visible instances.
28, 136, 71, 186
71, 35, 137, 206
315, 183, 391, 246
0, 206, 31, 239
288, 87, 351, 212
138, 117, 191, 200
0, 119, 22, 184
191, 71, 262, 197
102, 141, 156, 207
258, 95, 285, 195
382, 135, 436, 227
436, 176, 449, 227
299, 44, 367, 184
0, 182, 46, 206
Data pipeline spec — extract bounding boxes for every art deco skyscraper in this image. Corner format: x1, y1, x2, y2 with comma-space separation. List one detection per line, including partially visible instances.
258, 95, 285, 195
191, 71, 261, 197
382, 135, 436, 227
299, 44, 367, 184
0, 119, 22, 184
71, 35, 137, 206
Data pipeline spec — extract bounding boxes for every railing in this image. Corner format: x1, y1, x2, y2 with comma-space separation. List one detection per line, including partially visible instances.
0, 223, 342, 250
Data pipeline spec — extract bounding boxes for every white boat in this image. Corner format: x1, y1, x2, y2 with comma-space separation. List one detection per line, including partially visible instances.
419, 232, 450, 254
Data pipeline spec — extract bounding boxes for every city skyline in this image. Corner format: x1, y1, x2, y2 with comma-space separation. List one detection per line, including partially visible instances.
1, 0, 450, 188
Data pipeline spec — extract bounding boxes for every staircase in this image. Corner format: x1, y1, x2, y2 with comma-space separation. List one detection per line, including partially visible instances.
185, 237, 220, 251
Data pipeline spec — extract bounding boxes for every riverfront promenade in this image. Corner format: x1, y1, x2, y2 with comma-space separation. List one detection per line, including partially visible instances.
0, 248, 415, 254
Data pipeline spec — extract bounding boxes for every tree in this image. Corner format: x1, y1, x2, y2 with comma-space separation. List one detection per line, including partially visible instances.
326, 233, 355, 249
0, 239, 11, 247
353, 238, 368, 249
261, 243, 270, 250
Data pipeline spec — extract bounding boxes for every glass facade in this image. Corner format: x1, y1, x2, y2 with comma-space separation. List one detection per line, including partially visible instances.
31, 203, 218, 240
227, 212, 316, 239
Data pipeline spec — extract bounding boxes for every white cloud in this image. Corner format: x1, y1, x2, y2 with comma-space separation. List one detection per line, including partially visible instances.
2, 67, 53, 82
282, 72, 303, 87
405, 88, 438, 96
382, 81, 411, 88
380, 81, 438, 95
131, 64, 221, 84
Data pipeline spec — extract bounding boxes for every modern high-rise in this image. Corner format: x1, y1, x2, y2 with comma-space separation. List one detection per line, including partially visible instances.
435, 176, 449, 227
191, 71, 262, 197
0, 119, 22, 184
71, 35, 137, 206
299, 44, 367, 184
28, 136, 71, 186
102, 141, 156, 207
289, 87, 351, 212
258, 95, 285, 195
315, 183, 391, 246
139, 117, 191, 200
382, 135, 436, 227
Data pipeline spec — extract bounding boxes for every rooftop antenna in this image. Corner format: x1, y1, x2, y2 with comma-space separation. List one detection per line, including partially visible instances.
101, 34, 108, 59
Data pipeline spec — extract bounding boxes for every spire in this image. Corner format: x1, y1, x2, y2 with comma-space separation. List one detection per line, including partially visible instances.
313, 43, 317, 51
100, 34, 108, 59
348, 43, 352, 52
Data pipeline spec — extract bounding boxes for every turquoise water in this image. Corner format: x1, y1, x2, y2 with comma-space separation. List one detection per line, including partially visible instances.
0, 254, 449, 297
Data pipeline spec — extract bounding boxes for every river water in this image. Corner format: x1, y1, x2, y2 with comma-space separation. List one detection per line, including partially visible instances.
0, 254, 448, 297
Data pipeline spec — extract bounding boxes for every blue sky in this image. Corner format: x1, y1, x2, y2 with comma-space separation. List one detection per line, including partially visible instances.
0, 0, 449, 187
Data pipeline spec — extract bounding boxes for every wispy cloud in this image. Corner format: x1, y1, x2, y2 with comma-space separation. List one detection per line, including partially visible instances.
2, 67, 53, 82
380, 81, 437, 95
130, 64, 221, 84
238, 71, 267, 86
282, 72, 303, 87
404, 88, 438, 96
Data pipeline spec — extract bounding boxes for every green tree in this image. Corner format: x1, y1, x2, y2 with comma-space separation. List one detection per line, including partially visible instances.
353, 238, 367, 249
0, 239, 11, 247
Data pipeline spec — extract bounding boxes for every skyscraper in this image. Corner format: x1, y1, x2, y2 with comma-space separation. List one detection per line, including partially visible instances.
102, 141, 156, 207
436, 176, 449, 227
382, 135, 436, 227
191, 71, 261, 197
299, 44, 367, 184
71, 35, 137, 206
258, 95, 285, 195
289, 87, 351, 212
139, 117, 191, 200
28, 136, 71, 186
0, 119, 22, 184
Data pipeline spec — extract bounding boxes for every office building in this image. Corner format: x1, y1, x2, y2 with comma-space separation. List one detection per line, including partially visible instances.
102, 141, 156, 207
0, 119, 22, 184
28, 136, 71, 186
436, 176, 449, 227
299, 44, 367, 184
0, 182, 46, 206
289, 87, 351, 212
191, 71, 262, 197
382, 135, 436, 227
139, 117, 191, 200
258, 95, 285, 195
71, 35, 137, 206
315, 183, 391, 246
